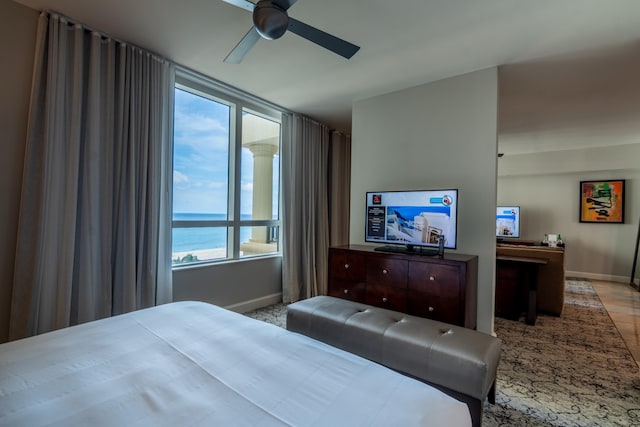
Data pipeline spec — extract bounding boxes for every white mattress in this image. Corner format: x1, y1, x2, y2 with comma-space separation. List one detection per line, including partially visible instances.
0, 301, 471, 426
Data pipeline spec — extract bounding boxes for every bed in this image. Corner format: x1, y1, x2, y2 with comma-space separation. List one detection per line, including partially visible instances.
0, 301, 471, 426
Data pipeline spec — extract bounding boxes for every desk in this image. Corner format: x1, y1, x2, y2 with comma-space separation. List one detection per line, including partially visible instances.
496, 255, 548, 325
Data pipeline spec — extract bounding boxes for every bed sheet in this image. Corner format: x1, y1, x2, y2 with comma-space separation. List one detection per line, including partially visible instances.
0, 301, 471, 426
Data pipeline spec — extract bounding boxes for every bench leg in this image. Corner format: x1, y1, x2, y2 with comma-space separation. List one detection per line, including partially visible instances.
467, 398, 483, 427
488, 380, 496, 405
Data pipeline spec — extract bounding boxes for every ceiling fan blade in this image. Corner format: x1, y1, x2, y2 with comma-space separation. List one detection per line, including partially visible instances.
288, 18, 360, 59
221, 0, 255, 13
272, 0, 298, 11
224, 27, 261, 63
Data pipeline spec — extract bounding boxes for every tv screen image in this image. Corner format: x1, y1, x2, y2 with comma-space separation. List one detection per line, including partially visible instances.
496, 206, 520, 238
365, 189, 458, 251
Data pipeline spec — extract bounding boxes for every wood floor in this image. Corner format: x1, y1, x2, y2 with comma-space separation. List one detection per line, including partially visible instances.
591, 279, 640, 368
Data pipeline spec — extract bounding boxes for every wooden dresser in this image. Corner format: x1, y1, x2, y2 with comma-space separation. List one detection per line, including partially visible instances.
327, 245, 478, 328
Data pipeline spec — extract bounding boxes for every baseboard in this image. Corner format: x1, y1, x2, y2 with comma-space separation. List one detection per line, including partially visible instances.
225, 293, 283, 313
565, 271, 635, 284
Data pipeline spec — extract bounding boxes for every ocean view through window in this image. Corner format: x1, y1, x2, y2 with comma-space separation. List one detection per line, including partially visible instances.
172, 72, 281, 266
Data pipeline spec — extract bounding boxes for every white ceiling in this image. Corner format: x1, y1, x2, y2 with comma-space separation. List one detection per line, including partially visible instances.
499, 43, 640, 155
11, 0, 640, 143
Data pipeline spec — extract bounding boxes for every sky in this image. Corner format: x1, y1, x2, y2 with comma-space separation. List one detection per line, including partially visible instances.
173, 88, 279, 217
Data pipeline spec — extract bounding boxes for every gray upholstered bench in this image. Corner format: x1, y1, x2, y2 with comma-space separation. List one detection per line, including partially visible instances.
286, 296, 501, 427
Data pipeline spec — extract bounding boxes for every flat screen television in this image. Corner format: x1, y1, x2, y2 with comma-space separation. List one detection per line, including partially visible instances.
365, 189, 458, 255
496, 206, 520, 239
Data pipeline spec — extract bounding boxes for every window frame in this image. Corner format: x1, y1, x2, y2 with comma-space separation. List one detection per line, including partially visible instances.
172, 68, 282, 267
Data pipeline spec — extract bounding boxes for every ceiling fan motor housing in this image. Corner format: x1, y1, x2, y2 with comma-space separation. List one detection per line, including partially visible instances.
253, 1, 289, 40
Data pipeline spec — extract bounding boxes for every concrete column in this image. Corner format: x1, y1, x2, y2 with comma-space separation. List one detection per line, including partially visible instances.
240, 114, 280, 255
244, 140, 278, 243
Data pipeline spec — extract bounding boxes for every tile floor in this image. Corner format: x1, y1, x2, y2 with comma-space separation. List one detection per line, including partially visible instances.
591, 279, 640, 368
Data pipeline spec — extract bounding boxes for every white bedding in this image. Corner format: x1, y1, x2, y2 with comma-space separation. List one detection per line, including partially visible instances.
0, 301, 471, 426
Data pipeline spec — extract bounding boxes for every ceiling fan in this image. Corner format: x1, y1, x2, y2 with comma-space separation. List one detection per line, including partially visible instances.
222, 0, 360, 63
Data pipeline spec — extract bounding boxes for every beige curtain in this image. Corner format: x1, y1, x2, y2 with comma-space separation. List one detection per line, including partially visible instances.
329, 131, 351, 246
281, 114, 351, 302
9, 12, 173, 340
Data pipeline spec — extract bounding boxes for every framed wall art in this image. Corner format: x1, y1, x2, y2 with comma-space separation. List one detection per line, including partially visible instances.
579, 179, 625, 223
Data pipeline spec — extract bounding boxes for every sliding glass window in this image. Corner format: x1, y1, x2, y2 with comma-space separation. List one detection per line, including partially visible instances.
172, 71, 281, 266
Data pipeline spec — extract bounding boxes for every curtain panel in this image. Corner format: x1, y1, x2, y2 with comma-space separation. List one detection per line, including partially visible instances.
281, 114, 351, 302
282, 114, 329, 302
329, 131, 351, 246
9, 12, 173, 340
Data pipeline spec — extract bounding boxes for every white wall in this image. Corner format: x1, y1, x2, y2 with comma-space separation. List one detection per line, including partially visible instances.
351, 68, 499, 334
498, 144, 640, 283
173, 256, 283, 312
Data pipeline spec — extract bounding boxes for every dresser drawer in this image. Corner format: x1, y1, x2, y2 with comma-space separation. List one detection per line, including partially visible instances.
407, 261, 461, 324
327, 280, 366, 302
407, 262, 459, 297
407, 290, 460, 325
366, 258, 407, 288
330, 250, 366, 281
365, 283, 407, 312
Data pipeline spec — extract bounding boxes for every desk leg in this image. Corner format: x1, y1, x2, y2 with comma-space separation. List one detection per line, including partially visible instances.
526, 266, 538, 325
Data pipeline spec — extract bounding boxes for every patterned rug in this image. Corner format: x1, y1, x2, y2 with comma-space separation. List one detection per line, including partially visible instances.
246, 279, 640, 426
485, 279, 640, 426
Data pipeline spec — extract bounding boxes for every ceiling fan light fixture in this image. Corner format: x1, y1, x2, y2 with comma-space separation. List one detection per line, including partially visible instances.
223, 0, 359, 63
253, 1, 289, 40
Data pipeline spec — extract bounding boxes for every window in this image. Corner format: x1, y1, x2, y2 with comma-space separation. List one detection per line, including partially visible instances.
172, 71, 281, 266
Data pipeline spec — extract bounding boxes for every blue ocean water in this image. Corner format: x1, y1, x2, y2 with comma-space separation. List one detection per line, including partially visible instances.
172, 213, 251, 253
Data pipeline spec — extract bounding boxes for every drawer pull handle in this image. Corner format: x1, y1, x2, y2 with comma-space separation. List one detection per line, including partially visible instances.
382, 297, 388, 303
344, 263, 350, 269
343, 289, 349, 294
428, 306, 435, 312
382, 269, 388, 275
429, 275, 435, 281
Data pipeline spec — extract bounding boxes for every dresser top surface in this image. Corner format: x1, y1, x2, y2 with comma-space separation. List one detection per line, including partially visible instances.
331, 244, 478, 263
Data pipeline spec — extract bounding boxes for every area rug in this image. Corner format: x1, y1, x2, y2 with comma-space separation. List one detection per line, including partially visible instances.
246, 279, 640, 426
485, 279, 640, 426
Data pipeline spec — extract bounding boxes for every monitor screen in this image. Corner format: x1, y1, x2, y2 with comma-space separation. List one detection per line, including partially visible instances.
365, 189, 458, 249
496, 206, 520, 238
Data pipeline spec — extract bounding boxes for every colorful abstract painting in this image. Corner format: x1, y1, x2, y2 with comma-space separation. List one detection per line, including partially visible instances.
579, 180, 625, 223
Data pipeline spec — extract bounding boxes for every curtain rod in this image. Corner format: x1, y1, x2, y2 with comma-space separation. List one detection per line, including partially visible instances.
41, 8, 286, 115
42, 9, 169, 64
42, 9, 348, 135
